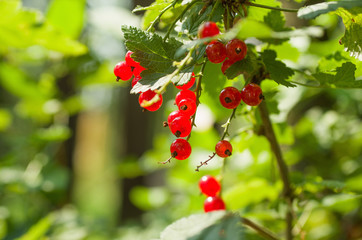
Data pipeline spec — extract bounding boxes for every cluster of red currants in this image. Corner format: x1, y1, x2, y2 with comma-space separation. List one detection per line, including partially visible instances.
114, 51, 164, 112
199, 175, 225, 212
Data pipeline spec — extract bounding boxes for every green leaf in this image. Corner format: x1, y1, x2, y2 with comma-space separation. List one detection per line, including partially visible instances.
297, 0, 362, 19
122, 26, 195, 93
0, 0, 87, 55
261, 50, 296, 87
322, 194, 362, 213
46, 0, 86, 39
311, 62, 362, 88
333, 7, 362, 58
224, 50, 259, 80
34, 125, 72, 142
0, 109, 12, 131
160, 212, 245, 240
18, 214, 55, 240
263, 10, 288, 32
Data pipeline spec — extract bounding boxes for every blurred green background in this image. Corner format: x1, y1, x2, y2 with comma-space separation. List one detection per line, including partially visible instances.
0, 0, 361, 239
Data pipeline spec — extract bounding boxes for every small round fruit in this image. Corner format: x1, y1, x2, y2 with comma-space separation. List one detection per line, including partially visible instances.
114, 61, 133, 81
219, 87, 242, 109
170, 139, 192, 160
225, 39, 247, 62
199, 175, 221, 197
175, 90, 196, 106
168, 115, 192, 138
198, 21, 220, 39
240, 83, 263, 106
204, 196, 225, 212
178, 98, 197, 117
125, 51, 138, 67
206, 41, 227, 63
167, 110, 186, 125
138, 90, 163, 111
175, 72, 196, 90
221, 59, 236, 74
215, 140, 232, 158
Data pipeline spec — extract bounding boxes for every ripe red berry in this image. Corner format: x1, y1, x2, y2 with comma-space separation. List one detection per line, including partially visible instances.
138, 90, 163, 112
178, 98, 197, 117
219, 87, 242, 109
133, 63, 146, 77
204, 196, 225, 212
170, 139, 192, 160
225, 39, 247, 62
175, 72, 196, 90
198, 21, 220, 39
167, 110, 186, 125
132, 75, 141, 87
240, 83, 263, 106
168, 115, 192, 137
206, 41, 227, 63
221, 58, 236, 74
215, 140, 232, 158
175, 90, 196, 106
199, 175, 221, 197
114, 61, 133, 81
125, 51, 138, 67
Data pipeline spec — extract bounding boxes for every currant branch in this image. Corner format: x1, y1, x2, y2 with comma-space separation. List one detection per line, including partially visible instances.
245, 1, 298, 12
146, 0, 178, 32
242, 217, 281, 240
195, 107, 237, 171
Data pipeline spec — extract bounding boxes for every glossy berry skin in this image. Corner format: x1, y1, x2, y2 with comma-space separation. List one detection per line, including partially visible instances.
199, 175, 221, 197
138, 90, 163, 112
198, 21, 220, 39
206, 41, 226, 63
170, 139, 192, 160
133, 63, 146, 77
175, 90, 196, 106
175, 72, 196, 90
168, 115, 192, 137
125, 51, 138, 67
204, 196, 225, 212
219, 87, 242, 109
240, 83, 263, 106
215, 140, 232, 158
221, 59, 236, 74
132, 75, 141, 87
225, 39, 247, 62
114, 61, 133, 81
167, 110, 186, 125
178, 98, 197, 117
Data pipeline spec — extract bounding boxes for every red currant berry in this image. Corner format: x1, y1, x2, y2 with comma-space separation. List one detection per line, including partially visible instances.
175, 90, 196, 106
132, 75, 141, 87
199, 175, 221, 197
170, 139, 192, 160
138, 90, 163, 112
221, 59, 236, 74
125, 51, 138, 67
167, 110, 186, 125
178, 98, 197, 117
240, 83, 263, 106
198, 21, 220, 39
168, 115, 192, 138
133, 63, 146, 77
114, 61, 133, 81
175, 72, 196, 90
215, 140, 232, 158
204, 196, 225, 212
206, 41, 226, 63
225, 39, 247, 62
219, 87, 242, 109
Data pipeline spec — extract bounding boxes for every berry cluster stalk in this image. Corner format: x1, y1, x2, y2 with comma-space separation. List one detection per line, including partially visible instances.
258, 101, 294, 240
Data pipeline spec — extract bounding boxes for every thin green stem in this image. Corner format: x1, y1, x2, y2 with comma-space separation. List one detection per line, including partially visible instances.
163, 0, 200, 40
146, 1, 178, 32
242, 217, 281, 240
246, 2, 298, 12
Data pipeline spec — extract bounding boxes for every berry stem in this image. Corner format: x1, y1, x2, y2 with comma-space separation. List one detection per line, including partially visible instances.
258, 101, 294, 240
163, 0, 200, 40
242, 217, 281, 240
245, 2, 298, 12
146, 1, 178, 32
